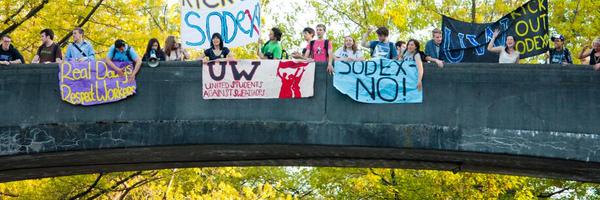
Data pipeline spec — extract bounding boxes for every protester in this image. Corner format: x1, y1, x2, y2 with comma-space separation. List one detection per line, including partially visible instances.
578, 37, 600, 70
361, 26, 397, 59
105, 39, 142, 82
395, 41, 406, 56
335, 36, 364, 62
424, 28, 444, 60
546, 34, 572, 65
487, 29, 520, 64
257, 27, 283, 60
400, 39, 423, 91
32, 29, 62, 64
142, 38, 166, 62
202, 33, 233, 61
164, 36, 190, 61
65, 27, 96, 61
291, 27, 314, 59
304, 24, 334, 73
421, 29, 445, 68
0, 34, 24, 65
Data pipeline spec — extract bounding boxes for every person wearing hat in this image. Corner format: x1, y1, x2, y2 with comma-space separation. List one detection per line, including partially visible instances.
546, 34, 572, 65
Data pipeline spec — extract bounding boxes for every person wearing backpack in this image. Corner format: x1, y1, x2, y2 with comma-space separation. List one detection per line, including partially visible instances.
105, 39, 142, 83
257, 27, 283, 60
32, 29, 62, 64
546, 34, 573, 65
360, 26, 397, 60
65, 27, 96, 62
303, 24, 334, 74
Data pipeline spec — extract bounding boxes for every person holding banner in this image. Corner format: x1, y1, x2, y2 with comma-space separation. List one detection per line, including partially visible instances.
291, 27, 315, 59
32, 29, 62, 64
304, 24, 334, 73
257, 27, 283, 60
0, 35, 24, 65
142, 38, 166, 62
578, 37, 600, 70
487, 29, 520, 64
361, 26, 397, 60
400, 39, 424, 91
105, 39, 142, 82
335, 36, 363, 62
546, 34, 572, 65
202, 33, 233, 61
165, 36, 190, 61
65, 27, 96, 62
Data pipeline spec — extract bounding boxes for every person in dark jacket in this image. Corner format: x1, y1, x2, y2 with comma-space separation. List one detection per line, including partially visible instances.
0, 34, 25, 65
142, 38, 167, 62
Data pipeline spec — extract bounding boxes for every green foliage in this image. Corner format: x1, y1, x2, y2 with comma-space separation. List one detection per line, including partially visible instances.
0, 0, 180, 62
1, 167, 598, 199
1, 0, 599, 199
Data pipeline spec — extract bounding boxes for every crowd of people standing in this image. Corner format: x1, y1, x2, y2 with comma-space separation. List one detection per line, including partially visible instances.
1, 25, 599, 72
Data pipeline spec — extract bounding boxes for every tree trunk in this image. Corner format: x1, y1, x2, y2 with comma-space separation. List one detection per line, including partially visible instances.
57, 0, 105, 47
471, 0, 476, 23
0, 0, 50, 35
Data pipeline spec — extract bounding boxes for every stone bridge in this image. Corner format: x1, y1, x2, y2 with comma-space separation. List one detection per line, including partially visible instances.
1, 62, 599, 183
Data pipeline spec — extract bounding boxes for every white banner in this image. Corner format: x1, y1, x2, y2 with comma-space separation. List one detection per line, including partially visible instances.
202, 60, 315, 99
181, 0, 261, 49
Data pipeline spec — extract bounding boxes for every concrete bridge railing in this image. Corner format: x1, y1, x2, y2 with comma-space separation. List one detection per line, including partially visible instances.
1, 61, 599, 182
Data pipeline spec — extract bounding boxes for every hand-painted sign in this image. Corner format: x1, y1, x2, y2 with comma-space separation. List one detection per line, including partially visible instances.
442, 0, 548, 63
333, 59, 422, 103
59, 61, 136, 106
181, 0, 261, 49
202, 60, 315, 99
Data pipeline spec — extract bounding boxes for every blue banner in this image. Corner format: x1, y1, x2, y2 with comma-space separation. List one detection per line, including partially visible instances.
333, 59, 422, 103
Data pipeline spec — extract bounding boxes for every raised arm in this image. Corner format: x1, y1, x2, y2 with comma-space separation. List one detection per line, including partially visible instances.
487, 29, 503, 53
578, 45, 592, 59
360, 26, 375, 48
257, 38, 266, 59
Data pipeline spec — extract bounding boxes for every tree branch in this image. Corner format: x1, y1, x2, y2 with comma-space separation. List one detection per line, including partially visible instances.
3, 3, 27, 25
320, 0, 364, 29
0, 0, 49, 35
162, 169, 177, 200
85, 171, 143, 200
117, 172, 161, 200
68, 173, 104, 200
142, 7, 164, 32
537, 188, 571, 198
369, 168, 392, 185
0, 191, 19, 197
57, 0, 104, 47
571, 0, 582, 24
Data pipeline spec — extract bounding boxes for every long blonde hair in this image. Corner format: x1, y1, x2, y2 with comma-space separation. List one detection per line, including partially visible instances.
343, 36, 357, 53
164, 36, 177, 56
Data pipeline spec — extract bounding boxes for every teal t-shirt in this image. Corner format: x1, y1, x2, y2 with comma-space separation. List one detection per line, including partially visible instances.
261, 41, 282, 59
107, 45, 139, 62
